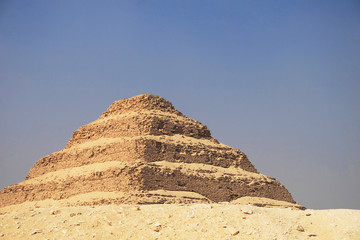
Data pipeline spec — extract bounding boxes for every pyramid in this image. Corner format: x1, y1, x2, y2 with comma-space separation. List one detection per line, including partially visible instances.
0, 94, 297, 208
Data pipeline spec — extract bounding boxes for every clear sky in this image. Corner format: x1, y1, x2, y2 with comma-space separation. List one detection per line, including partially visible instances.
1, 0, 359, 209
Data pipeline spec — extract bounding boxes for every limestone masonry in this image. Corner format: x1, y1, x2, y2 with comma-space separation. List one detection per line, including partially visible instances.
0, 94, 299, 208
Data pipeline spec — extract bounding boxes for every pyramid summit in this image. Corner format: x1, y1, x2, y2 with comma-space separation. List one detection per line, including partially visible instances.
0, 94, 300, 208
101, 94, 181, 117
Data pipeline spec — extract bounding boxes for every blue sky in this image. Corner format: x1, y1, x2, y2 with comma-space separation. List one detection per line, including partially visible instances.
1, 0, 359, 209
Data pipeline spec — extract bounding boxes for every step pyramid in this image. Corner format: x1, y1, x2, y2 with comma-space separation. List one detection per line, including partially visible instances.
0, 94, 297, 207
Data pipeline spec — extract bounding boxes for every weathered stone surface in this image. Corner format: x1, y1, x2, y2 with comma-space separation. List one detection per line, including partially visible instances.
0, 94, 297, 208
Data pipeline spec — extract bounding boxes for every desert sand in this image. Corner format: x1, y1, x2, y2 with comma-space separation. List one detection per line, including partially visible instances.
1, 200, 359, 240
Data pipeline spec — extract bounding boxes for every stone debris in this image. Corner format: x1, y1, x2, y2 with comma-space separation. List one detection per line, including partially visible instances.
153, 222, 162, 232
296, 225, 305, 232
229, 227, 240, 236
30, 229, 42, 235
241, 206, 254, 215
50, 210, 61, 215
132, 206, 141, 211
105, 220, 112, 226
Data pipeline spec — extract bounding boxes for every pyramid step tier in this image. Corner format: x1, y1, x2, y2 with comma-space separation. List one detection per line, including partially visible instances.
26, 135, 256, 180
1, 161, 293, 208
65, 110, 212, 149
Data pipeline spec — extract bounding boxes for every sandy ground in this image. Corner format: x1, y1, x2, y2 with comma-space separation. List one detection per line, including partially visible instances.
0, 203, 359, 240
